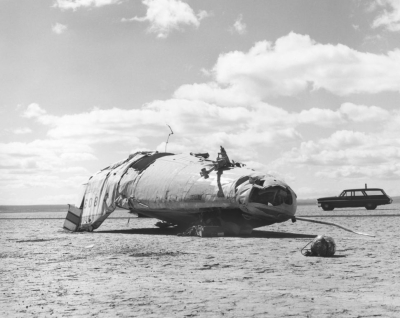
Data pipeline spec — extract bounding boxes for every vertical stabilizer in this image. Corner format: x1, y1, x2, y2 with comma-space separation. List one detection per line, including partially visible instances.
64, 204, 83, 231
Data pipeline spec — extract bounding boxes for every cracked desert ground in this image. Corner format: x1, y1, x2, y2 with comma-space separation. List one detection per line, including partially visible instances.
1, 203, 400, 318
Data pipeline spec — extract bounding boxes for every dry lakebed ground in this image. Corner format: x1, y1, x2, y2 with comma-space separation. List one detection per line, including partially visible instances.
1, 203, 400, 317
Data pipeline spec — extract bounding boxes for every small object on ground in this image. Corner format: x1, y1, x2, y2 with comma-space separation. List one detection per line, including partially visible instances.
197, 226, 224, 237
301, 235, 336, 257
177, 225, 224, 237
155, 221, 176, 228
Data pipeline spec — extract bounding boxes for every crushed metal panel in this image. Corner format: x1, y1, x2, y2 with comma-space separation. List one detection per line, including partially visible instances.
80, 168, 111, 230
79, 153, 154, 230
104, 155, 146, 212
116, 167, 141, 209
130, 152, 173, 171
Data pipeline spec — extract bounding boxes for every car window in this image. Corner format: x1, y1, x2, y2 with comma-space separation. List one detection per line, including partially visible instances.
365, 190, 384, 196
354, 190, 364, 196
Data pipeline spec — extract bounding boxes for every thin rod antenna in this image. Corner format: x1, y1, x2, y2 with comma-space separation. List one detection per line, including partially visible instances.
165, 124, 174, 152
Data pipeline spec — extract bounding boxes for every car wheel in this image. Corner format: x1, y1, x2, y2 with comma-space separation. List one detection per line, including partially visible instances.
322, 203, 334, 211
365, 203, 376, 210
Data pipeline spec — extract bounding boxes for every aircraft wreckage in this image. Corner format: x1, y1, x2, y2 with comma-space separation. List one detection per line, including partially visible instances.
64, 147, 373, 237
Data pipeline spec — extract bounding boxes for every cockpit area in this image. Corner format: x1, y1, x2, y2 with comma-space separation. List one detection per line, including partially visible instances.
249, 185, 293, 206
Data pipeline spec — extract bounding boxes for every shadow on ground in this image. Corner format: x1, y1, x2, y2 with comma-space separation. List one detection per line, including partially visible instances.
96, 227, 317, 239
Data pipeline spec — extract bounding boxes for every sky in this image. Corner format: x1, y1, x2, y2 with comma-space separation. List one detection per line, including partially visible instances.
1, 0, 400, 205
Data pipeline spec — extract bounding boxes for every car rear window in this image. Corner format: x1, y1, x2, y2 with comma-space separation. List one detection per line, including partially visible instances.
365, 190, 384, 196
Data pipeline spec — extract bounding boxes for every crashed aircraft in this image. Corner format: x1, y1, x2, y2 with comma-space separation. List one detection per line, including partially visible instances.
64, 147, 298, 236
64, 146, 373, 237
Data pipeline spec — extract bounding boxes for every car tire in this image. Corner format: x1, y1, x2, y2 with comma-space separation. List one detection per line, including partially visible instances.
365, 203, 377, 210
322, 203, 334, 211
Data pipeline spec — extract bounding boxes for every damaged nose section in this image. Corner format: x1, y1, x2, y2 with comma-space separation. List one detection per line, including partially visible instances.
243, 177, 297, 222
250, 185, 294, 206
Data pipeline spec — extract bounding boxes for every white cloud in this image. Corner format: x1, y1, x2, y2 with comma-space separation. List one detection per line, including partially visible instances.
13, 101, 307, 172
60, 166, 90, 174
4, 100, 399, 202
12, 128, 32, 135
24, 102, 302, 151
232, 15, 247, 35
123, 0, 208, 38
23, 103, 47, 118
339, 102, 390, 122
287, 129, 400, 165
0, 137, 97, 203
372, 0, 400, 31
52, 23, 68, 34
11, 97, 397, 201
173, 82, 260, 107
183, 32, 400, 101
278, 116, 400, 180
297, 108, 344, 127
0, 100, 306, 201
296, 103, 391, 126
316, 164, 400, 180
35, 193, 79, 204
54, 0, 119, 11
21, 102, 393, 160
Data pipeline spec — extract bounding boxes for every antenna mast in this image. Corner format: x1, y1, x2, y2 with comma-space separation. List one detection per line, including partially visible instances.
165, 124, 174, 152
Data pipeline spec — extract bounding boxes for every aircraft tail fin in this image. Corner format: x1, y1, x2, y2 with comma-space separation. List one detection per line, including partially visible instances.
63, 204, 83, 232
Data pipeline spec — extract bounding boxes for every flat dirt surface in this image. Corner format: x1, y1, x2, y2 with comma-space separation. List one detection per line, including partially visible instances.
1, 204, 400, 317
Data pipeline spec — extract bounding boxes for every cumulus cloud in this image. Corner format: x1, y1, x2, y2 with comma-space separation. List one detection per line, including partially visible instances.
296, 103, 391, 126
316, 163, 400, 180
123, 0, 208, 38
23, 103, 47, 118
173, 82, 260, 107
52, 23, 68, 34
12, 128, 32, 135
20, 101, 393, 160
0, 136, 96, 198
21, 102, 302, 157
6, 28, 400, 200
4, 100, 399, 202
372, 0, 400, 31
182, 32, 400, 102
297, 108, 344, 127
0, 100, 306, 202
53, 0, 119, 11
278, 118, 400, 180
231, 15, 247, 35
339, 102, 390, 122
287, 129, 400, 165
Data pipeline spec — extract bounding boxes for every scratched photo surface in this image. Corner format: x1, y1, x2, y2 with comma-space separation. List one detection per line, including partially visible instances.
1, 204, 399, 318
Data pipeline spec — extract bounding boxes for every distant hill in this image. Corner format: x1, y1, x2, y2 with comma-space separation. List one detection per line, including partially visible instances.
297, 199, 317, 206
390, 196, 400, 203
0, 205, 68, 213
1, 196, 399, 212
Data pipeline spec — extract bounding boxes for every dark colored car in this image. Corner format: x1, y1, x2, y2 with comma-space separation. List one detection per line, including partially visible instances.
317, 188, 392, 211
